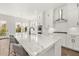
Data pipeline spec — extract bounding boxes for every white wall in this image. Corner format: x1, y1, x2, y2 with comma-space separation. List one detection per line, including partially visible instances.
0, 3, 65, 20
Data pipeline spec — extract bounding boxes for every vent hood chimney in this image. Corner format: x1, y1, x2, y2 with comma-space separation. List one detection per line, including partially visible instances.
56, 9, 67, 23
59, 9, 63, 19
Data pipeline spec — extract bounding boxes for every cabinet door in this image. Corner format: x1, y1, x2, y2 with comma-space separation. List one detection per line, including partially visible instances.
65, 35, 73, 49
67, 4, 78, 27
73, 36, 79, 51
61, 34, 67, 47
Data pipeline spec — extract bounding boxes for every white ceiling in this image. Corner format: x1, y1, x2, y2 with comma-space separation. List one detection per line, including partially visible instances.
0, 3, 66, 19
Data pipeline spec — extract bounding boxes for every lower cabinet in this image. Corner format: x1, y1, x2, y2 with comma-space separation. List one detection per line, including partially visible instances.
73, 36, 79, 51
63, 34, 79, 52
37, 39, 61, 56
65, 35, 74, 49
61, 34, 68, 47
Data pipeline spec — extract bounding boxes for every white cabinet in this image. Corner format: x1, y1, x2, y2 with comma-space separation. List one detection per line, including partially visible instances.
63, 34, 79, 52
36, 39, 61, 56
63, 4, 78, 27
73, 35, 79, 51
37, 10, 54, 35
65, 35, 74, 49
67, 4, 78, 27
54, 4, 79, 52
37, 13, 44, 25
44, 10, 53, 27
61, 34, 67, 47
42, 10, 54, 34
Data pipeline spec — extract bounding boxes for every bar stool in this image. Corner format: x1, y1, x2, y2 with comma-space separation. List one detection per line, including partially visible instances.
12, 44, 29, 56
9, 35, 29, 56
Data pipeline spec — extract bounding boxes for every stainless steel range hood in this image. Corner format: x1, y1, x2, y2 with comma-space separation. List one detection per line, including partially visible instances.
55, 9, 67, 23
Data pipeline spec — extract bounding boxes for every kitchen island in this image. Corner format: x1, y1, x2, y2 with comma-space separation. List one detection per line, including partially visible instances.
15, 34, 61, 56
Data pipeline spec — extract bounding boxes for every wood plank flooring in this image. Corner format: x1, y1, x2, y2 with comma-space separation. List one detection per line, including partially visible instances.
0, 39, 9, 56
62, 47, 79, 56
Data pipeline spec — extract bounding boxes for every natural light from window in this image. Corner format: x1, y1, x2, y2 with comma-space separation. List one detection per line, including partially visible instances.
0, 20, 7, 36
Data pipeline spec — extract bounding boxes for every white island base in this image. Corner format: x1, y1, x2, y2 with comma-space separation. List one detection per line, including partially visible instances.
37, 40, 61, 56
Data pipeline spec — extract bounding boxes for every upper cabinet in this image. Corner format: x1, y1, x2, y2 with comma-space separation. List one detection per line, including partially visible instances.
67, 4, 78, 27
44, 10, 53, 28
37, 12, 44, 25
36, 10, 54, 34
37, 10, 54, 28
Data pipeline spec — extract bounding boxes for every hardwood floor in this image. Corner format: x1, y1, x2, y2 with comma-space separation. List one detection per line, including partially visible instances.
0, 39, 9, 56
62, 47, 79, 56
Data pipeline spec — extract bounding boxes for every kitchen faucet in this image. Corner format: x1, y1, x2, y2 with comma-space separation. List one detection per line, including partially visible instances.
29, 27, 35, 35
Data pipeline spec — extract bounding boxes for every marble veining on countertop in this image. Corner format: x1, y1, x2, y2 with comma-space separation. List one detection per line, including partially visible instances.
15, 34, 61, 56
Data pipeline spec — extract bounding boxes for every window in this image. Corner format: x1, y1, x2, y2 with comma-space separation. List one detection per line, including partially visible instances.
22, 23, 27, 32
0, 20, 8, 36
15, 22, 28, 38
16, 22, 28, 33
16, 22, 21, 33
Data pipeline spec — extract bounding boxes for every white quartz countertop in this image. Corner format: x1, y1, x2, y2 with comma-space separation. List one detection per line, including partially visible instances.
15, 34, 61, 56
